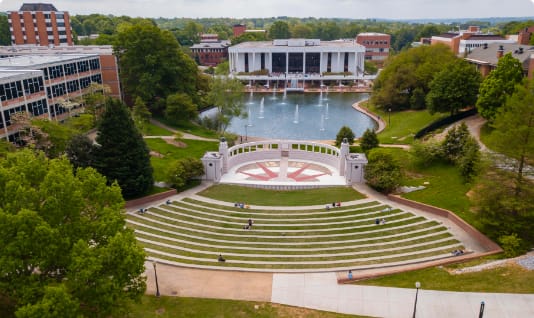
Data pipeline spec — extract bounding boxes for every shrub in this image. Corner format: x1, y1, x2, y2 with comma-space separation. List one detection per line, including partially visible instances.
365, 148, 403, 193
498, 234, 526, 258
360, 129, 379, 153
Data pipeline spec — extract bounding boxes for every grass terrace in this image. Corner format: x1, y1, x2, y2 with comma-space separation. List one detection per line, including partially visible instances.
126, 188, 465, 271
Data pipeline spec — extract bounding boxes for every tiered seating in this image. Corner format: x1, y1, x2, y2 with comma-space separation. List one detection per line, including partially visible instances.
126, 198, 463, 271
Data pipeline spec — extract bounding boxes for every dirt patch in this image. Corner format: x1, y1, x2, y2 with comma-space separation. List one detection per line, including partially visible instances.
150, 151, 164, 158
164, 138, 187, 148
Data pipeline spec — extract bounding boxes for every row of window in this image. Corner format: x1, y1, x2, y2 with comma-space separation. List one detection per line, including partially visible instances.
0, 98, 50, 128
1, 105, 26, 128
360, 40, 389, 46
43, 59, 99, 80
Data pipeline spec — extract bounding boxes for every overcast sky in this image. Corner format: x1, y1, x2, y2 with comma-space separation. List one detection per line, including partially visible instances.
0, 0, 533, 19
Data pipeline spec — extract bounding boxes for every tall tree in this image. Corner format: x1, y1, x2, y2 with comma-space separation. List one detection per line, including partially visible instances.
114, 21, 198, 112
93, 98, 153, 199
0, 150, 146, 317
0, 15, 11, 45
360, 128, 379, 153
132, 96, 152, 133
207, 77, 245, 134
490, 81, 534, 195
269, 21, 291, 39
335, 126, 356, 146
426, 59, 482, 115
476, 53, 524, 121
165, 93, 197, 123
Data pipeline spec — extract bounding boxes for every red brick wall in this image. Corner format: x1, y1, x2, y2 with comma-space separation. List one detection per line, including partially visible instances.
125, 189, 177, 209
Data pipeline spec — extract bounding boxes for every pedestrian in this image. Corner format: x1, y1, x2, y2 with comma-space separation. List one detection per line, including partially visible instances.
248, 219, 253, 227
348, 270, 353, 280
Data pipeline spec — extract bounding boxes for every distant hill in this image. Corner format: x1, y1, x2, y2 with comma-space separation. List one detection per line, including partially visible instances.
376, 17, 534, 25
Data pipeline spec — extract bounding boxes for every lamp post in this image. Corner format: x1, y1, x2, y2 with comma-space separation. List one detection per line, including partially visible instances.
244, 124, 248, 141
479, 301, 485, 318
152, 261, 160, 297
412, 281, 421, 318
388, 108, 392, 126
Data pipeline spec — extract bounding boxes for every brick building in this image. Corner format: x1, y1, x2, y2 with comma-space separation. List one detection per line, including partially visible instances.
518, 26, 534, 45
0, 45, 122, 100
355, 32, 391, 63
7, 3, 74, 46
431, 26, 515, 55
190, 34, 230, 66
465, 43, 533, 78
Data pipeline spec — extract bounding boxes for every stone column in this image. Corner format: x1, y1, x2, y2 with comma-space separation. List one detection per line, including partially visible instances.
219, 137, 229, 173
339, 138, 349, 176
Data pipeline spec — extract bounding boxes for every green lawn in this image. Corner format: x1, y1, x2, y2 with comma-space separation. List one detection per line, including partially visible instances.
128, 296, 366, 318
355, 260, 534, 293
145, 122, 175, 136
364, 102, 447, 145
197, 184, 366, 206
145, 138, 217, 181
153, 115, 219, 139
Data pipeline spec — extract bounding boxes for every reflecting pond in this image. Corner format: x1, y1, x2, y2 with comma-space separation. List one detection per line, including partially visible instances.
226, 91, 375, 140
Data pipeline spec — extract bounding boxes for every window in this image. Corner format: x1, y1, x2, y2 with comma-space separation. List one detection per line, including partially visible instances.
64, 63, 77, 76
66, 80, 80, 93
23, 77, 44, 95
28, 99, 48, 116
0, 81, 24, 101
89, 58, 100, 70
48, 65, 64, 79
77, 60, 89, 73
90, 74, 102, 84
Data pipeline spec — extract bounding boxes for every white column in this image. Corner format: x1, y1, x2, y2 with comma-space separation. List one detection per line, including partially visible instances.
285, 51, 289, 75
303, 52, 306, 75
337, 52, 341, 72
252, 52, 256, 72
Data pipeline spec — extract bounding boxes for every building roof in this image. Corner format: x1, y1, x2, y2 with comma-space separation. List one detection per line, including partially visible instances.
231, 39, 364, 49
433, 33, 460, 39
0, 54, 99, 69
19, 3, 58, 11
191, 41, 231, 49
0, 45, 113, 55
357, 32, 390, 37
465, 43, 533, 69
464, 34, 507, 41
0, 69, 43, 82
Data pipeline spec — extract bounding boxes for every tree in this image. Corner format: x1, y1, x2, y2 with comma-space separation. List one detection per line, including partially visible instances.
82, 82, 110, 126
371, 44, 456, 111
476, 53, 524, 121
0, 150, 146, 317
269, 21, 291, 39
291, 24, 312, 38
131, 96, 152, 133
0, 15, 11, 45
215, 61, 230, 75
207, 76, 245, 134
360, 129, 379, 153
93, 98, 153, 199
426, 59, 481, 115
114, 21, 198, 112
166, 158, 205, 188
490, 81, 534, 195
335, 126, 356, 146
364, 148, 403, 193
441, 123, 472, 163
165, 93, 197, 123
65, 134, 95, 170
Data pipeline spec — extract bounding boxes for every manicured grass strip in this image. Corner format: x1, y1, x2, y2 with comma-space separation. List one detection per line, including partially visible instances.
130, 295, 366, 318
146, 248, 460, 269
142, 242, 462, 263
182, 198, 378, 214
150, 207, 413, 230
161, 204, 397, 223
135, 231, 457, 256
354, 263, 534, 294
196, 185, 366, 206
128, 222, 450, 248
127, 217, 440, 243
144, 122, 175, 136
132, 212, 425, 236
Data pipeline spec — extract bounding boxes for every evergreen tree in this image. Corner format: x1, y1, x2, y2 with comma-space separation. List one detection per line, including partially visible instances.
93, 98, 153, 199
335, 126, 355, 146
360, 129, 379, 153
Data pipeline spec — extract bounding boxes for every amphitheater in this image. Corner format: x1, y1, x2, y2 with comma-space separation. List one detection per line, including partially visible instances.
126, 139, 494, 273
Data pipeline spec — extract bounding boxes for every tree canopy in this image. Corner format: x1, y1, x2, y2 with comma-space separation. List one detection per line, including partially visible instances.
207, 77, 245, 134
269, 21, 291, 39
113, 21, 199, 113
371, 44, 457, 111
426, 59, 482, 115
476, 53, 524, 121
93, 98, 153, 199
0, 150, 146, 317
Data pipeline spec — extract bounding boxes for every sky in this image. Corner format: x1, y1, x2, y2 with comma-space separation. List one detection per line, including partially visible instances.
0, 0, 533, 20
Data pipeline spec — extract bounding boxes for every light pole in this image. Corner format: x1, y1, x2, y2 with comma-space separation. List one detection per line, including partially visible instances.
412, 281, 421, 318
244, 124, 248, 141
388, 108, 392, 126
479, 301, 485, 318
152, 261, 160, 297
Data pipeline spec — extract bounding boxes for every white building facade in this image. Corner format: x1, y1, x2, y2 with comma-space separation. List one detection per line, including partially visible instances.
228, 39, 366, 82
